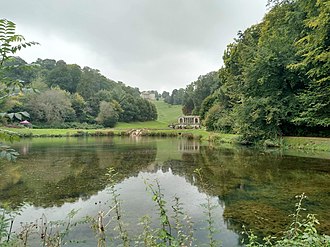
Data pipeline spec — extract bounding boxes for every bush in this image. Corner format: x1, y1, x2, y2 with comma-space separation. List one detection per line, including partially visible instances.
32, 122, 103, 129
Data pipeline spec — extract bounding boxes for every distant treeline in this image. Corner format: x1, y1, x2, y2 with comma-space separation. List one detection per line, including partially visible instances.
1, 58, 157, 127
164, 0, 330, 140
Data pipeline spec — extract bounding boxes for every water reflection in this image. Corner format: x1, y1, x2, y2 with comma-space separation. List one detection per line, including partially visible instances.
0, 137, 329, 246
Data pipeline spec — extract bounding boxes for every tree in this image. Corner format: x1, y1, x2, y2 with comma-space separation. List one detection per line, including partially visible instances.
182, 71, 221, 116
24, 88, 75, 125
166, 88, 185, 105
289, 0, 330, 128
0, 19, 38, 104
2, 57, 36, 85
87, 89, 113, 117
70, 93, 87, 122
96, 101, 119, 127
202, 1, 312, 139
161, 91, 170, 99
46, 60, 82, 93
77, 66, 111, 99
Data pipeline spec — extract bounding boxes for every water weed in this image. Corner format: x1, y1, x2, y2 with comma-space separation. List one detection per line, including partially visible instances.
243, 193, 330, 247
1, 173, 329, 246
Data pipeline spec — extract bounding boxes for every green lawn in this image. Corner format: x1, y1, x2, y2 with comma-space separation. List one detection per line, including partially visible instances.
283, 136, 330, 152
116, 100, 182, 129
2, 99, 330, 152
0, 100, 195, 138
0, 128, 114, 136
152, 100, 183, 124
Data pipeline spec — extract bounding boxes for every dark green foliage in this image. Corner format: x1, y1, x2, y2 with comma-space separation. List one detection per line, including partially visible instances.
164, 88, 185, 105
161, 91, 170, 103
182, 71, 220, 116
70, 93, 87, 122
1, 56, 158, 126
24, 88, 75, 125
0, 18, 38, 161
289, 0, 330, 127
198, 0, 330, 140
2, 57, 36, 85
96, 101, 119, 127
117, 95, 157, 122
46, 60, 82, 93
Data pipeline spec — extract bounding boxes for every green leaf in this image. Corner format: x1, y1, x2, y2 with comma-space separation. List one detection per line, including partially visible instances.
20, 111, 30, 118
14, 113, 22, 120
7, 113, 14, 119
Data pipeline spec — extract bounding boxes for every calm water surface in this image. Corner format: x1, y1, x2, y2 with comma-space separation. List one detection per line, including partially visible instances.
0, 136, 329, 246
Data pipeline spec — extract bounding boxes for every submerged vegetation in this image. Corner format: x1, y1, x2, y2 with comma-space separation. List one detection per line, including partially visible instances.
0, 169, 329, 247
1, 136, 330, 245
243, 194, 330, 247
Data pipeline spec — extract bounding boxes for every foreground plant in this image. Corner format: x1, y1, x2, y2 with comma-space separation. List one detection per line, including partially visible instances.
0, 209, 80, 246
87, 167, 129, 246
194, 168, 221, 247
243, 193, 330, 247
145, 179, 173, 246
2, 171, 329, 247
0, 18, 38, 161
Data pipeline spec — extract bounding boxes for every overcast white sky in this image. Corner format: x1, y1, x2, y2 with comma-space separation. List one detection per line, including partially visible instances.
3, 0, 268, 92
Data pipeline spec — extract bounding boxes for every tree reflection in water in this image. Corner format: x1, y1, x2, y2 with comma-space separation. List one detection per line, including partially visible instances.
0, 136, 329, 246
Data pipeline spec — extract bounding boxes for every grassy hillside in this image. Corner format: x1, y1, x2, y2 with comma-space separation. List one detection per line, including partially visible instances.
116, 100, 182, 129
153, 100, 182, 123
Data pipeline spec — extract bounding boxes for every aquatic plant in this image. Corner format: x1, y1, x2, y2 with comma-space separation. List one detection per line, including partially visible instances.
243, 193, 330, 247
1, 176, 330, 247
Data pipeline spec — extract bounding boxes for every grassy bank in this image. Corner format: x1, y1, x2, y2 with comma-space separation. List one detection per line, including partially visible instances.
1, 100, 330, 151
282, 136, 330, 152
2, 127, 330, 152
0, 126, 210, 140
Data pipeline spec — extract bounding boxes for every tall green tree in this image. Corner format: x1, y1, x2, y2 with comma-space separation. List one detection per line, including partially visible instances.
70, 92, 87, 122
24, 88, 75, 125
96, 101, 119, 127
290, 0, 330, 128
182, 71, 220, 115
77, 67, 112, 99
46, 60, 82, 93
199, 0, 329, 139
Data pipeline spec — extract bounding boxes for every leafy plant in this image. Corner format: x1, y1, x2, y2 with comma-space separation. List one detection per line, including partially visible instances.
145, 179, 173, 246
194, 168, 221, 247
243, 193, 330, 247
0, 18, 37, 161
0, 18, 38, 100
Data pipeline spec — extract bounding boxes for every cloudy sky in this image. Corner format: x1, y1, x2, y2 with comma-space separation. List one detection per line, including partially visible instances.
3, 0, 268, 92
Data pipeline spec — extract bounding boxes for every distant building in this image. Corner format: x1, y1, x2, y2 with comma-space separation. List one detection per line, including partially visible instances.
141, 91, 156, 100
178, 115, 200, 127
168, 115, 201, 129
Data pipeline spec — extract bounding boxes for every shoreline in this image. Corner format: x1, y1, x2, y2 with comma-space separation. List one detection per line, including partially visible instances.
1, 126, 330, 152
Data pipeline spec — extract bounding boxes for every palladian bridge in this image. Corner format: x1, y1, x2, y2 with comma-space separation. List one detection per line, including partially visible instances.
175, 115, 201, 129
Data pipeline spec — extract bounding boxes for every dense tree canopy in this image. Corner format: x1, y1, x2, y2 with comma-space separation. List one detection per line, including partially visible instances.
1, 55, 157, 128
2, 2, 329, 140
168, 0, 329, 140
24, 88, 75, 124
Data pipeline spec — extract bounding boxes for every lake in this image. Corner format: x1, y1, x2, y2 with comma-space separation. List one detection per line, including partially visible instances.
0, 136, 329, 246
